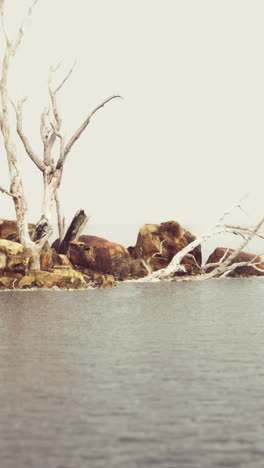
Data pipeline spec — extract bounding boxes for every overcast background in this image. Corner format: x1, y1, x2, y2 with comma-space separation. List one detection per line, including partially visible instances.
1, 0, 264, 258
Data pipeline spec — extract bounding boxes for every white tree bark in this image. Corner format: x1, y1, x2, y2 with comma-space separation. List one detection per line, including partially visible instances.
55, 190, 65, 245
144, 197, 264, 282
14, 58, 121, 243
0, 0, 40, 268
0, 0, 121, 269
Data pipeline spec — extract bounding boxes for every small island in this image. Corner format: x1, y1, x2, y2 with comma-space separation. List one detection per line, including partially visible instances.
0, 214, 263, 291
0, 0, 263, 291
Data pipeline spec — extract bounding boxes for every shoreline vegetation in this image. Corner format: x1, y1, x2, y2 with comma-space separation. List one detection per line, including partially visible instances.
0, 211, 263, 291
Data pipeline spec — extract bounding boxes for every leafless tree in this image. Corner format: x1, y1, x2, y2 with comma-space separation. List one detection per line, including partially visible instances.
0, 0, 121, 269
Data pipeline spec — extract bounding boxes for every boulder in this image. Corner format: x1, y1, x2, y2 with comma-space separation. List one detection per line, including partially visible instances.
40, 250, 73, 271
0, 239, 29, 274
0, 273, 23, 289
17, 269, 87, 289
131, 221, 201, 273
70, 235, 147, 280
0, 219, 35, 242
0, 237, 116, 289
0, 239, 23, 255
205, 248, 264, 277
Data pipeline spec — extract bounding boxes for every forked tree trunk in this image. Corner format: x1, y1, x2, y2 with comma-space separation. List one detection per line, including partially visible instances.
0, 0, 120, 274
34, 168, 62, 242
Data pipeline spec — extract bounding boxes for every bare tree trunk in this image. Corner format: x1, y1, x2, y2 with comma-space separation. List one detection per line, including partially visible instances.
0, 4, 41, 269
59, 210, 89, 255
0, 0, 121, 275
34, 168, 62, 242
55, 190, 65, 245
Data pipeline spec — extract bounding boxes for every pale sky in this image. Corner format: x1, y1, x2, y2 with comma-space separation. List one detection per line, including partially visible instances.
1, 0, 264, 257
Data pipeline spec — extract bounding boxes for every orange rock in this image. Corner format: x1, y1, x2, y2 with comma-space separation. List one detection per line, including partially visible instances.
205, 248, 264, 277
70, 235, 148, 280
0, 219, 35, 242
132, 221, 201, 273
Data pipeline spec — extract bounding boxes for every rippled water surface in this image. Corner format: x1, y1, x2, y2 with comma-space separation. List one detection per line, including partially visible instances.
1, 279, 264, 467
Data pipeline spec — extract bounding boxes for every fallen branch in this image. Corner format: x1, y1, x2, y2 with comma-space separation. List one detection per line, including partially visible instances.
143, 196, 264, 282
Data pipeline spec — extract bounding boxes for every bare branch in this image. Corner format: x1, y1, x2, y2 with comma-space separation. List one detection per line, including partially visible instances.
50, 62, 62, 74
57, 94, 122, 168
202, 217, 264, 280
0, 0, 10, 46
184, 253, 202, 269
203, 249, 231, 272
219, 257, 262, 278
215, 194, 249, 227
146, 195, 260, 281
12, 98, 45, 171
12, 0, 39, 55
141, 259, 152, 275
45, 65, 66, 163
49, 120, 63, 139
54, 60, 76, 94
224, 224, 264, 240
0, 185, 16, 198
48, 68, 62, 129
40, 107, 51, 148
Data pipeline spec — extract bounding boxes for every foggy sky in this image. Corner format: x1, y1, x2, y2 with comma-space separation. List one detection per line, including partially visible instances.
1, 0, 264, 255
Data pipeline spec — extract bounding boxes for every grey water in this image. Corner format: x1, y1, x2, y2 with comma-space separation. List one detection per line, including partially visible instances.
1, 279, 264, 468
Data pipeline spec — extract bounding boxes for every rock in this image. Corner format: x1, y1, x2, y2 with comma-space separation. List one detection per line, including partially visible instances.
0, 239, 29, 274
132, 221, 201, 273
0, 274, 23, 289
72, 265, 116, 288
0, 239, 23, 255
17, 269, 88, 289
6, 252, 29, 274
130, 258, 149, 279
0, 219, 35, 242
90, 272, 116, 288
54, 254, 73, 269
0, 252, 7, 270
205, 248, 264, 277
18, 275, 36, 289
0, 236, 115, 289
69, 224, 200, 279
70, 235, 139, 280
40, 251, 53, 270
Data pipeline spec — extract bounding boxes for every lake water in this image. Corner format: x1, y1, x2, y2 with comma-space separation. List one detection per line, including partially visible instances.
1, 279, 264, 468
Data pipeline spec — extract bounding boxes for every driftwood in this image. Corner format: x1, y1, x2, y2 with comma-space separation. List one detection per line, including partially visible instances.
139, 196, 264, 282
58, 210, 89, 255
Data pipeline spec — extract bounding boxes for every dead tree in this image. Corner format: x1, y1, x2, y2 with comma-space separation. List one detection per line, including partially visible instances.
58, 210, 89, 256
144, 196, 264, 281
0, 0, 121, 269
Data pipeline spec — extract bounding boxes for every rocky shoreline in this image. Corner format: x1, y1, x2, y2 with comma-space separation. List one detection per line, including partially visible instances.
0, 218, 263, 290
